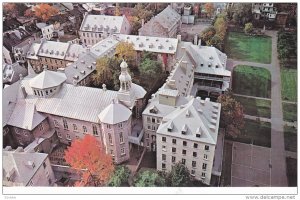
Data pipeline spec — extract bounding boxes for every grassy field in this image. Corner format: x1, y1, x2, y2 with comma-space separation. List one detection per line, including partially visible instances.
234, 95, 271, 118
225, 32, 272, 64
286, 158, 297, 187
226, 119, 271, 148
281, 68, 297, 102
282, 103, 297, 122
284, 125, 297, 152
232, 65, 271, 98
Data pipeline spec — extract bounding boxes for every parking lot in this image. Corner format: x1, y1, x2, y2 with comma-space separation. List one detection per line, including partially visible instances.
231, 142, 271, 186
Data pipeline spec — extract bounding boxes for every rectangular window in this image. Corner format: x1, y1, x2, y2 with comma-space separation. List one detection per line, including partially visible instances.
39, 123, 44, 131
108, 133, 113, 145
63, 118, 68, 130
118, 123, 123, 128
201, 172, 206, 178
73, 124, 78, 132
119, 132, 124, 143
183, 141, 187, 146
193, 152, 197, 157
162, 163, 166, 169
162, 137, 166, 142
172, 147, 176, 153
194, 143, 198, 148
43, 162, 46, 169
191, 170, 195, 176
162, 145, 166, 151
152, 118, 155, 123
54, 120, 59, 128
121, 148, 125, 155
147, 117, 150, 122
172, 156, 176, 163
107, 124, 111, 129
172, 139, 176, 144
152, 125, 156, 131
110, 150, 114, 156
204, 154, 208, 160
182, 149, 186, 155
202, 163, 207, 170
83, 126, 87, 133
182, 158, 186, 165
92, 124, 98, 136
57, 132, 62, 138
66, 134, 71, 140
147, 125, 151, 130
205, 145, 210, 151
162, 154, 166, 161
192, 161, 196, 168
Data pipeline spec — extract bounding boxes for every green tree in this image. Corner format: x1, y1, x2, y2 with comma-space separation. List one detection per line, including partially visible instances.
244, 22, 254, 34
140, 58, 162, 79
134, 170, 165, 187
168, 163, 191, 187
232, 4, 253, 26
108, 166, 131, 186
217, 90, 245, 138
200, 26, 216, 44
214, 15, 227, 40
209, 35, 223, 50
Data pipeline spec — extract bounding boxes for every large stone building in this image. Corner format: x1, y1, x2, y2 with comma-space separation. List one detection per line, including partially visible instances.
3, 146, 55, 186
3, 60, 146, 167
139, 5, 182, 38
79, 14, 131, 46
252, 3, 278, 20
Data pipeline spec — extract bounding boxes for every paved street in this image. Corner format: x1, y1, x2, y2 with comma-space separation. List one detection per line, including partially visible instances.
227, 30, 288, 186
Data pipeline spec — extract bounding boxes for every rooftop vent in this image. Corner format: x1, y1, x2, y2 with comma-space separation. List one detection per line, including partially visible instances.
87, 65, 93, 70
181, 124, 188, 135
185, 110, 190, 117
73, 75, 79, 79
81, 60, 85, 64
92, 61, 96, 65
25, 161, 35, 169
73, 65, 77, 69
80, 70, 85, 75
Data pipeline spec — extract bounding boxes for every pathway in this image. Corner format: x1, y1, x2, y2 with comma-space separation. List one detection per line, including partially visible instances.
244, 114, 297, 128
227, 30, 288, 186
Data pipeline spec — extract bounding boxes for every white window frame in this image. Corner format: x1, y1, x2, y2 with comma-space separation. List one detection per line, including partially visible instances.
121, 147, 125, 155
119, 132, 124, 143
66, 134, 71, 141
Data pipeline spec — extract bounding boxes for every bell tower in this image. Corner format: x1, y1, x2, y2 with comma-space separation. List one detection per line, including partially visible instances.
117, 60, 135, 108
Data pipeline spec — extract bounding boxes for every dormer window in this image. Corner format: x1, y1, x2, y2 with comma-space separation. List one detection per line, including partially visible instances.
167, 122, 173, 132
181, 124, 187, 135
196, 133, 201, 138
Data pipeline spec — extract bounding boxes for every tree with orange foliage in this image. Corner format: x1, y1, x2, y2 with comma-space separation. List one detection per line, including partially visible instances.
64, 135, 115, 186
33, 3, 58, 22
3, 3, 16, 16
204, 3, 215, 18
24, 9, 34, 17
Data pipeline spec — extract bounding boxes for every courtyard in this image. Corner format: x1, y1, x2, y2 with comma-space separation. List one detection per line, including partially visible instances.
231, 142, 271, 187
225, 32, 272, 64
232, 65, 271, 98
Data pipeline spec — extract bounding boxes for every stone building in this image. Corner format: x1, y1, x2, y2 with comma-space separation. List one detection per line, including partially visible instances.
3, 60, 146, 167
79, 13, 131, 46
252, 3, 278, 20
139, 5, 182, 38
3, 146, 56, 186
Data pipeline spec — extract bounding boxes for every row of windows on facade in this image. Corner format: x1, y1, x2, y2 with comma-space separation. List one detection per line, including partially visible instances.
39, 57, 64, 65
28, 163, 52, 186
146, 116, 161, 124
109, 147, 126, 157
14, 123, 44, 136
162, 146, 209, 159
161, 137, 210, 151
33, 87, 57, 97
53, 119, 99, 136
161, 162, 206, 178
81, 32, 103, 38
161, 156, 208, 171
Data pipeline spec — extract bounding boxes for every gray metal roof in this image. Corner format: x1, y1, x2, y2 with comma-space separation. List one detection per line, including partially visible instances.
7, 99, 46, 131
37, 40, 70, 60
65, 43, 87, 62
157, 97, 221, 145
35, 84, 118, 123
29, 69, 67, 89
98, 100, 131, 124
3, 148, 48, 186
2, 81, 20, 127
80, 14, 126, 33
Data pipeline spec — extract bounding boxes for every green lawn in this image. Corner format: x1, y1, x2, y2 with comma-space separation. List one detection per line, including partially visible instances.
284, 125, 297, 152
234, 95, 271, 118
225, 32, 272, 64
226, 119, 271, 148
282, 103, 297, 122
232, 65, 271, 98
286, 158, 297, 187
281, 68, 297, 102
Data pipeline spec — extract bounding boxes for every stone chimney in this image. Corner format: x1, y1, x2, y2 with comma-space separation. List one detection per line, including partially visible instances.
194, 34, 198, 45
177, 34, 181, 42
102, 83, 107, 91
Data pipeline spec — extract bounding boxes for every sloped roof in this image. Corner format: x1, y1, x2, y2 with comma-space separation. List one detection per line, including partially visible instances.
3, 149, 48, 186
26, 43, 41, 60
7, 99, 46, 130
80, 14, 126, 33
154, 5, 181, 30
2, 81, 20, 127
29, 69, 67, 89
65, 43, 87, 62
98, 100, 131, 124
157, 97, 221, 145
37, 40, 70, 60
132, 83, 146, 99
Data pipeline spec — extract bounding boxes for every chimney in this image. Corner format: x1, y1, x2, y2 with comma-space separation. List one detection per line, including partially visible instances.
102, 83, 107, 91
141, 19, 145, 27
194, 34, 198, 45
177, 34, 181, 42
198, 39, 201, 48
